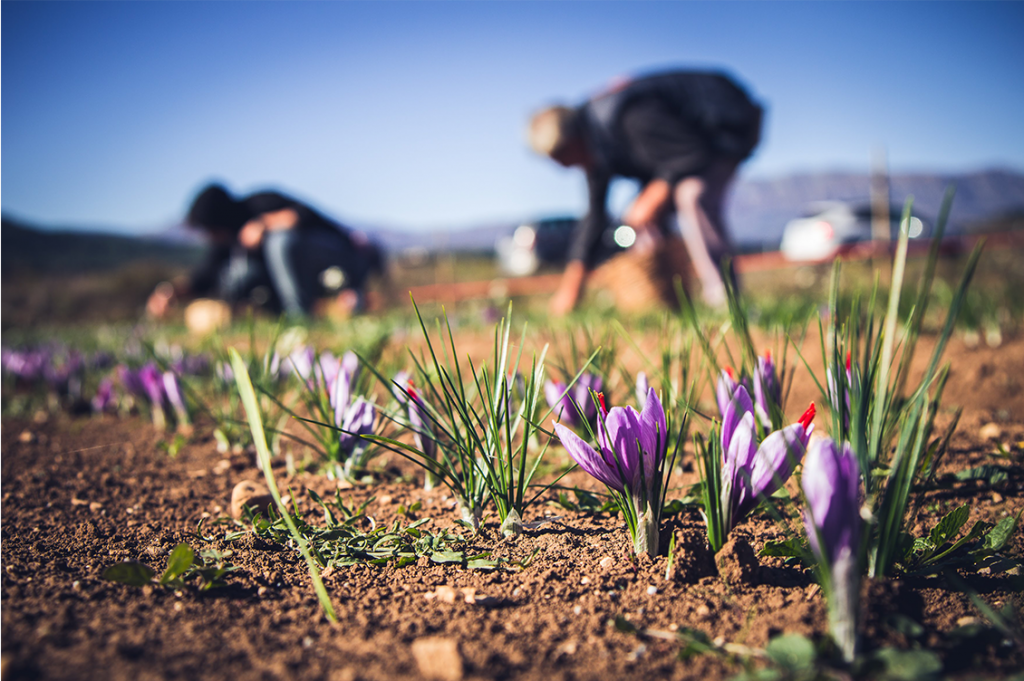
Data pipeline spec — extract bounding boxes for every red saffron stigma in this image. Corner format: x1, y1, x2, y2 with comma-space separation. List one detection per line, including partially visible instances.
597, 392, 608, 413
845, 350, 852, 372
798, 402, 816, 429
406, 381, 419, 400
763, 349, 772, 361
724, 366, 736, 380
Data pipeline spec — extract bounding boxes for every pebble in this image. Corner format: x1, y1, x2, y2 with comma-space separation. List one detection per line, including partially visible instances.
599, 556, 614, 569
580, 577, 590, 585
979, 423, 1002, 440
230, 481, 273, 519
258, 586, 268, 597
646, 586, 658, 595
411, 637, 463, 681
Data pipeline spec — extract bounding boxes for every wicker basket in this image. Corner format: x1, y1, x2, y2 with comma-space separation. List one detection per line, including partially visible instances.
590, 237, 692, 312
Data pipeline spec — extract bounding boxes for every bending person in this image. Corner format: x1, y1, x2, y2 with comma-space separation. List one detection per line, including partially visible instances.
528, 69, 762, 313
147, 184, 385, 320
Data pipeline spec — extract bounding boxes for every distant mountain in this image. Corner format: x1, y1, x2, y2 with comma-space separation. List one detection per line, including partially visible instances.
3, 169, 1022, 269
1, 217, 204, 277
726, 168, 1024, 248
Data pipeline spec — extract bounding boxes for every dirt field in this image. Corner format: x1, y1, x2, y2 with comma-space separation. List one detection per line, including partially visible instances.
2, 324, 1022, 681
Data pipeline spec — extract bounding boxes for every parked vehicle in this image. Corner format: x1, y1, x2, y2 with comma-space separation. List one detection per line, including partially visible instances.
780, 201, 930, 262
496, 216, 632, 276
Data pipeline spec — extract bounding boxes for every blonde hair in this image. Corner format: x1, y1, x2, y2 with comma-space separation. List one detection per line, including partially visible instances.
527, 106, 579, 158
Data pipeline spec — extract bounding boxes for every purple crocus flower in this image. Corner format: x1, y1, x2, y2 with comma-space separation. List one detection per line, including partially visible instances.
283, 346, 316, 381
802, 436, 861, 662
117, 365, 146, 398
802, 437, 861, 570
162, 371, 190, 427
394, 372, 439, 488
554, 387, 668, 555
215, 361, 234, 385
753, 351, 780, 428
545, 373, 602, 430
555, 388, 667, 495
715, 366, 742, 420
338, 396, 376, 459
635, 372, 650, 409
329, 351, 360, 424
92, 378, 117, 413
138, 363, 165, 407
721, 384, 815, 530
3, 347, 49, 381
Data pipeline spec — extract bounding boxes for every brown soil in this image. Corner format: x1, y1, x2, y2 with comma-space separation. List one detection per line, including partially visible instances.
3, 334, 1023, 681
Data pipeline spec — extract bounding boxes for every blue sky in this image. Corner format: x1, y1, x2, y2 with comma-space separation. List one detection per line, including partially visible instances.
3, 1, 1023, 234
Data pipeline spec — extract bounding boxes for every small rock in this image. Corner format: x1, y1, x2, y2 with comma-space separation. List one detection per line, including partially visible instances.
460, 587, 497, 607
992, 492, 1004, 503
979, 423, 1002, 440
411, 637, 463, 681
646, 586, 658, 595
695, 604, 711, 618
230, 481, 273, 519
18, 431, 35, 443
258, 586, 268, 597
957, 616, 983, 627
70, 497, 88, 506
556, 639, 578, 655
424, 586, 458, 604
580, 577, 591, 585
212, 459, 232, 476
89, 502, 103, 513
599, 556, 614, 569
378, 495, 393, 505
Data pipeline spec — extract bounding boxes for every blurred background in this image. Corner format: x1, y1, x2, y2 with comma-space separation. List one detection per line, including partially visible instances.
3, 0, 1024, 326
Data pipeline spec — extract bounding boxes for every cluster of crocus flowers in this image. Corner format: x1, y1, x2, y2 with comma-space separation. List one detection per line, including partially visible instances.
720, 385, 815, 534
715, 350, 781, 432
330, 352, 376, 476
2, 345, 86, 398
698, 380, 815, 554
115, 362, 190, 431
554, 387, 668, 557
802, 437, 862, 662
545, 373, 602, 431
393, 372, 439, 490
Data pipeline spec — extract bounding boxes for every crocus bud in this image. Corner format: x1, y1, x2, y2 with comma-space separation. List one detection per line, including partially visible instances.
802, 437, 861, 662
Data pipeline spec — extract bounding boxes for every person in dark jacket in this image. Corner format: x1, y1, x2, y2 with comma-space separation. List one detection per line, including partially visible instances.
528, 70, 762, 313
147, 184, 384, 319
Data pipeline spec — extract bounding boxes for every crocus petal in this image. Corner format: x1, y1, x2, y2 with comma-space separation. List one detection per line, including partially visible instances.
733, 423, 809, 522
92, 378, 116, 413
555, 422, 623, 492
721, 384, 755, 456
544, 380, 571, 424
635, 372, 649, 409
802, 438, 860, 564
716, 369, 738, 419
638, 387, 668, 487
599, 406, 645, 493
162, 371, 188, 419
721, 410, 757, 524
138, 364, 165, 406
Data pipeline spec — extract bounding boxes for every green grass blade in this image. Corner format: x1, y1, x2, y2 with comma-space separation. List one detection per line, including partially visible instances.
229, 348, 337, 623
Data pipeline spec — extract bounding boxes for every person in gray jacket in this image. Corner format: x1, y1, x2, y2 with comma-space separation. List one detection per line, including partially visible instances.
528, 69, 762, 313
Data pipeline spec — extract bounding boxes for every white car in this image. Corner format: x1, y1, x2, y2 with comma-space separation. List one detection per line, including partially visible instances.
780, 201, 929, 262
